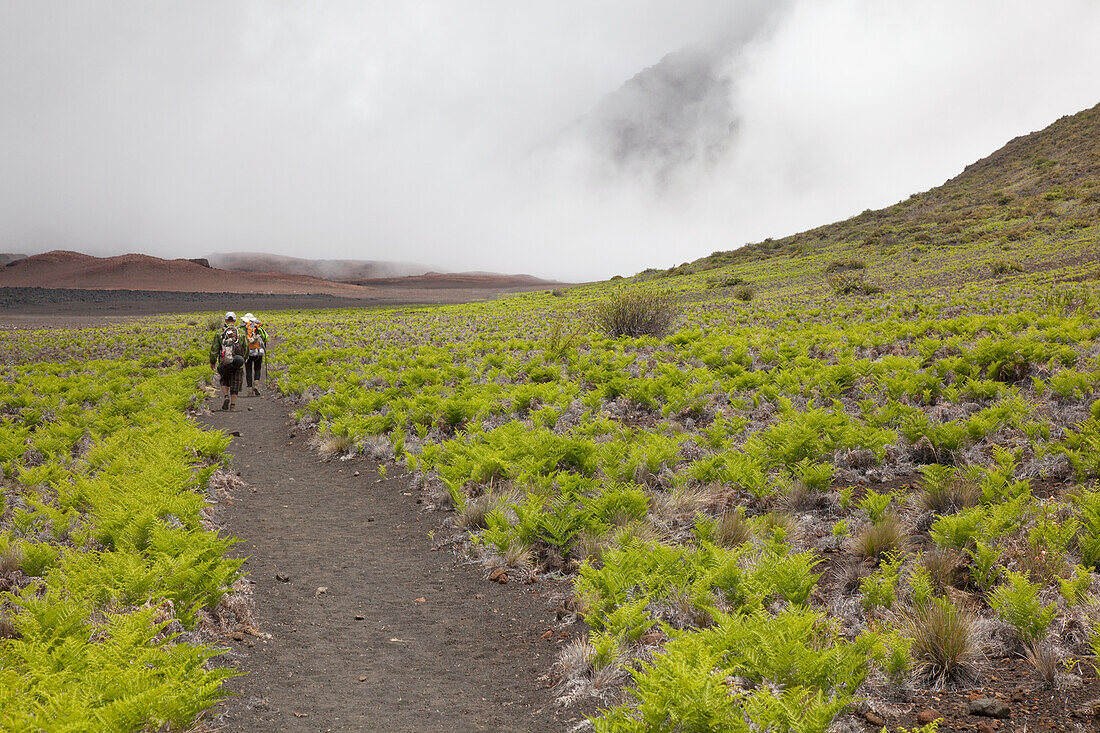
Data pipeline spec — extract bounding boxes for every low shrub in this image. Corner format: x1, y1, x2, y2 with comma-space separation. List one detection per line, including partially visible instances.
592, 608, 873, 733
708, 274, 746, 288
829, 273, 883, 296
860, 552, 904, 611
967, 541, 1001, 593
592, 289, 680, 338
989, 259, 1024, 276
871, 630, 913, 687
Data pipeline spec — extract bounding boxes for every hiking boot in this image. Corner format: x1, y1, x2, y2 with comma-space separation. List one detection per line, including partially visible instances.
252, 387, 261, 396
229, 403, 236, 411
221, 397, 230, 411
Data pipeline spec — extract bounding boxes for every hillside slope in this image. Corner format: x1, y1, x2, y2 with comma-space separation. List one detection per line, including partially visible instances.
0, 251, 376, 296
673, 102, 1100, 291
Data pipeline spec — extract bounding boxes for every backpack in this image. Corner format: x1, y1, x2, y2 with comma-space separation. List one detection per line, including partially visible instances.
246, 320, 266, 350
219, 327, 245, 368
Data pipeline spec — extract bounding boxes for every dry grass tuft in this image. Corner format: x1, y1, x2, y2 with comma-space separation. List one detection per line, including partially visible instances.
555, 637, 594, 681
314, 431, 354, 458
590, 649, 632, 691
552, 636, 631, 706
713, 509, 754, 549
758, 511, 799, 543
0, 609, 17, 640
922, 547, 968, 591
838, 561, 873, 595
906, 596, 980, 688
455, 493, 494, 530
648, 485, 707, 519
609, 521, 664, 548
852, 514, 908, 562
650, 588, 713, 630
1022, 640, 1059, 688
0, 546, 24, 575
780, 481, 831, 513
503, 541, 534, 570
359, 435, 393, 461
920, 477, 980, 514
573, 529, 606, 565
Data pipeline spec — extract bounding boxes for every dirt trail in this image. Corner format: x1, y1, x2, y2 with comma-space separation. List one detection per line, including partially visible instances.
201, 393, 589, 732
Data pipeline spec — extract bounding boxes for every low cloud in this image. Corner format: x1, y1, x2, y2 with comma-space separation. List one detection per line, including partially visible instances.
1, 1, 1098, 280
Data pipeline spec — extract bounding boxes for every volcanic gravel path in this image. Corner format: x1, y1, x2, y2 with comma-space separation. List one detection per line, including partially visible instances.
201, 392, 589, 732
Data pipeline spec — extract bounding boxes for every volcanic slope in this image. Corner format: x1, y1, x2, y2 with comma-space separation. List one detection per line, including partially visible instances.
0, 251, 375, 296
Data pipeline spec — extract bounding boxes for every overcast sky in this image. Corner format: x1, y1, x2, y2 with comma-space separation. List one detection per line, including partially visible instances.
2, 1, 1099, 280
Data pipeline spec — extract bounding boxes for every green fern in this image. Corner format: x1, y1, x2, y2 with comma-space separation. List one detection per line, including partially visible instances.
989, 571, 1057, 644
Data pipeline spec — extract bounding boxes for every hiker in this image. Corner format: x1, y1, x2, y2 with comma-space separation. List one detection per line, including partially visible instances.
209, 311, 246, 411
242, 312, 268, 396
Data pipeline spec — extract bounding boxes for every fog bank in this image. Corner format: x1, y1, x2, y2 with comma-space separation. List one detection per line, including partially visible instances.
1, 0, 1098, 280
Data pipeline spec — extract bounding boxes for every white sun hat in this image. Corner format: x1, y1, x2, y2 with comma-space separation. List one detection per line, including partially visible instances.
224, 311, 236, 321
244, 313, 255, 322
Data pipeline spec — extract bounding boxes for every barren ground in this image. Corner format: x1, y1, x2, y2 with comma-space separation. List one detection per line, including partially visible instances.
0, 284, 562, 327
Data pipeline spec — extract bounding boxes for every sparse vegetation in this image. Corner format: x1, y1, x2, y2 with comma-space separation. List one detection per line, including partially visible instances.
829, 272, 883, 295
8, 101, 1100, 731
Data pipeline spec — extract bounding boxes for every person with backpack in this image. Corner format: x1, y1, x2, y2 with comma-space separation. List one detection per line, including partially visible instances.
242, 312, 268, 396
209, 311, 246, 411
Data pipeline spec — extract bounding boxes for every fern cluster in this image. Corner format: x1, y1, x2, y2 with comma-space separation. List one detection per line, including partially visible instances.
0, 336, 241, 730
